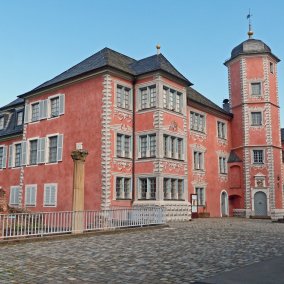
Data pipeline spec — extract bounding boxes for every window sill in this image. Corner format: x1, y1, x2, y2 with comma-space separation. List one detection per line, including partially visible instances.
163, 107, 183, 115
163, 199, 185, 201
163, 157, 185, 162
138, 156, 156, 160
115, 106, 132, 112
190, 129, 206, 134
138, 198, 156, 201
116, 156, 132, 160
115, 198, 132, 201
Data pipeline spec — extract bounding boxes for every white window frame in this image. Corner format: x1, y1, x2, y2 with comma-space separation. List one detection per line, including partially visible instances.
219, 156, 228, 174
163, 134, 184, 160
137, 84, 157, 110
250, 81, 262, 97
190, 111, 206, 133
0, 145, 7, 169
25, 184, 37, 207
217, 120, 227, 139
9, 186, 20, 206
16, 110, 24, 126
163, 178, 184, 200
252, 149, 265, 164
30, 101, 41, 122
116, 133, 132, 159
137, 133, 156, 159
43, 183, 58, 207
48, 93, 65, 119
46, 133, 63, 164
251, 111, 263, 126
163, 86, 183, 113
137, 177, 157, 200
195, 187, 205, 206
27, 137, 39, 166
193, 150, 205, 171
114, 176, 132, 200
115, 84, 132, 110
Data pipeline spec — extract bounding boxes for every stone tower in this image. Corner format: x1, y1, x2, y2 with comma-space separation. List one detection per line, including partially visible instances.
225, 29, 282, 217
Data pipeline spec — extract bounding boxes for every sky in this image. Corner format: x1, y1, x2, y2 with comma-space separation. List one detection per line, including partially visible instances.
1, 0, 284, 125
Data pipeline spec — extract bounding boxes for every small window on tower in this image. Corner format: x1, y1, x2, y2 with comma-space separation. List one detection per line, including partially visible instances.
251, 82, 261, 96
270, 62, 274, 74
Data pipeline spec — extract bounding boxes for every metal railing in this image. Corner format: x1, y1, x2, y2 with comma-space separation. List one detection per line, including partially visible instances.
0, 207, 165, 240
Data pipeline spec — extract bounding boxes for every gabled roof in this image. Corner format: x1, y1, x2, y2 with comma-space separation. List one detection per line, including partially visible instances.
20, 48, 191, 97
228, 150, 242, 163
187, 87, 232, 117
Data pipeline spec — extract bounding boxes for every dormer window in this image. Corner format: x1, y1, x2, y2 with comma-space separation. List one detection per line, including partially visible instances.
17, 111, 23, 126
0, 117, 4, 130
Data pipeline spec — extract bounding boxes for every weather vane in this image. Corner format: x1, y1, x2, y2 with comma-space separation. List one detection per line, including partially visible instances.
247, 9, 254, 39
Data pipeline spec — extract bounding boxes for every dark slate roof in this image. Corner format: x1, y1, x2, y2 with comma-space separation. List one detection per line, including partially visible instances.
281, 128, 284, 142
187, 87, 232, 117
0, 110, 24, 139
20, 48, 191, 97
225, 38, 280, 65
228, 150, 242, 163
0, 98, 24, 111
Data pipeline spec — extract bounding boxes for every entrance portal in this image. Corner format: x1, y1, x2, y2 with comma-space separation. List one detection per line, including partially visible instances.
254, 191, 267, 216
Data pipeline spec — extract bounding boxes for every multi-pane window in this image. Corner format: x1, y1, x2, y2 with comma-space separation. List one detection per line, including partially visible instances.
49, 136, 58, 163
138, 134, 156, 158
25, 185, 37, 206
219, 157, 227, 174
138, 177, 156, 200
251, 112, 262, 126
116, 85, 131, 110
0, 146, 6, 169
51, 97, 60, 117
10, 186, 20, 206
193, 151, 204, 170
31, 103, 40, 122
163, 135, 184, 160
139, 85, 156, 110
17, 111, 23, 126
190, 111, 205, 132
44, 184, 57, 207
29, 140, 38, 165
196, 187, 205, 206
14, 143, 22, 167
116, 177, 131, 199
217, 121, 226, 139
251, 82, 261, 96
163, 86, 183, 113
0, 117, 4, 130
163, 178, 184, 200
253, 150, 264, 164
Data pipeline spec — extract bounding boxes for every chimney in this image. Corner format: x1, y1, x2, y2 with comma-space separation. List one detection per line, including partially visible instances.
222, 99, 230, 113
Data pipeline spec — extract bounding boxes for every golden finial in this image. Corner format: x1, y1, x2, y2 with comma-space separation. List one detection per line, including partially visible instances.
247, 9, 254, 39
156, 44, 161, 55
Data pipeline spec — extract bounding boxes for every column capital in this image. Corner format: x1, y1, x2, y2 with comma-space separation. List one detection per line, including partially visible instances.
71, 149, 89, 162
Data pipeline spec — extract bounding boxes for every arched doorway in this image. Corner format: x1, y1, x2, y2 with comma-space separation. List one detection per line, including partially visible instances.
221, 191, 228, 217
254, 191, 267, 216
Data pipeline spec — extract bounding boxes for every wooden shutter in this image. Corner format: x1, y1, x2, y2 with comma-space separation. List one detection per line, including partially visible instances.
137, 136, 141, 158
21, 141, 27, 166
44, 185, 50, 206
50, 185, 57, 206
8, 145, 13, 168
57, 134, 63, 162
59, 94, 65, 115
40, 100, 48, 119
24, 104, 29, 124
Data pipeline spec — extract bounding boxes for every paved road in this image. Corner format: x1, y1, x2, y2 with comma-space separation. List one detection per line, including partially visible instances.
1, 218, 284, 283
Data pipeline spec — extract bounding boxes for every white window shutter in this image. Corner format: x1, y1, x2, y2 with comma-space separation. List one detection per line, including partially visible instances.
121, 135, 125, 157
137, 90, 141, 110
138, 136, 141, 158
21, 141, 27, 166
44, 185, 49, 205
51, 185, 57, 206
129, 136, 133, 158
40, 100, 48, 119
137, 179, 141, 199
24, 104, 30, 124
38, 138, 46, 164
129, 89, 133, 110
57, 134, 63, 162
31, 186, 36, 205
2, 146, 7, 168
146, 135, 150, 157
59, 94, 65, 115
8, 145, 13, 168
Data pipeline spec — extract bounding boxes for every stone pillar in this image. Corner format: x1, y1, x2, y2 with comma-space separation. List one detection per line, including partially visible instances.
71, 149, 88, 234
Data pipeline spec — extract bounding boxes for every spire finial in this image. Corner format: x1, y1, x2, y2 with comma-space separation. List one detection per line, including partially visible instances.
247, 9, 254, 39
156, 44, 161, 55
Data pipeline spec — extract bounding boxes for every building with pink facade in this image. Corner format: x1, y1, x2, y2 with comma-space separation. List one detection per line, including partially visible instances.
0, 31, 283, 219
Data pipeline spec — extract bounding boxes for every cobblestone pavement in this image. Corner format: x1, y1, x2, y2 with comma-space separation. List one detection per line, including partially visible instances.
1, 218, 284, 283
